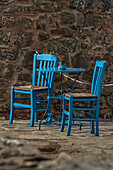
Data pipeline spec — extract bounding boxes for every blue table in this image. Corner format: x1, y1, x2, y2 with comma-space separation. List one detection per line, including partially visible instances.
37, 67, 85, 128
37, 67, 85, 73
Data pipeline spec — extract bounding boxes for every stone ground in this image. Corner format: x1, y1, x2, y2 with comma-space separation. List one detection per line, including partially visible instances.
0, 119, 113, 169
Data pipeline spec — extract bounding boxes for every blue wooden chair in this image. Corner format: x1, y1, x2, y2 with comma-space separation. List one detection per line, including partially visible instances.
61, 60, 106, 136
9, 53, 58, 126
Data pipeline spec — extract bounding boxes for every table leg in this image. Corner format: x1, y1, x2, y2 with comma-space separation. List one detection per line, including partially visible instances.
71, 72, 81, 93
39, 72, 82, 128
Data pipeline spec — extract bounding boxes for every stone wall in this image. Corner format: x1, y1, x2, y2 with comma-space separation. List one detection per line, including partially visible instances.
0, 0, 113, 120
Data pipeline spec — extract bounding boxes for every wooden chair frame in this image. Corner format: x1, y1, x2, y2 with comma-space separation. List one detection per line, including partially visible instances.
9, 53, 58, 126
61, 60, 106, 136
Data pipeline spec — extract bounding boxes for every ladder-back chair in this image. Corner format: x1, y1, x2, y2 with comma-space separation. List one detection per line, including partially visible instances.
9, 53, 58, 126
61, 60, 106, 136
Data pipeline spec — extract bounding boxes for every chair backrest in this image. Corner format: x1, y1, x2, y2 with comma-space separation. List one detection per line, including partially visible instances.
32, 53, 58, 91
91, 60, 106, 98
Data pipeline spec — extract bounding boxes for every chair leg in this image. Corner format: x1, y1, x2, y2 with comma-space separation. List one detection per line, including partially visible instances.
96, 113, 99, 136
34, 94, 38, 122
48, 91, 52, 115
61, 112, 66, 132
30, 89, 34, 127
46, 91, 52, 122
90, 101, 94, 133
61, 95, 66, 132
67, 96, 73, 136
96, 101, 100, 136
9, 87, 15, 124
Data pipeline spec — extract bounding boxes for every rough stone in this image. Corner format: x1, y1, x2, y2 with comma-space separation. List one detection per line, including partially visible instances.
2, 17, 33, 30
70, 25, 78, 30
61, 11, 75, 24
36, 21, 47, 31
69, 0, 94, 12
61, 53, 70, 66
36, 20, 41, 30
0, 64, 3, 72
72, 50, 90, 68
81, 42, 88, 49
99, 0, 112, 12
2, 4, 34, 14
79, 27, 94, 39
0, 120, 113, 169
77, 12, 84, 26
38, 32, 50, 41
41, 22, 47, 31
16, 66, 23, 72
51, 27, 74, 37
35, 1, 60, 12
0, 0, 10, 5
85, 13, 95, 27
106, 44, 113, 52
0, 49, 19, 61
17, 72, 31, 82
0, 30, 10, 44
0, 89, 8, 102
38, 153, 111, 170
0, 0, 113, 120
21, 51, 34, 71
5, 64, 14, 80
15, 32, 33, 47
39, 14, 47, 19
94, 15, 106, 26
49, 16, 54, 26
47, 39, 77, 53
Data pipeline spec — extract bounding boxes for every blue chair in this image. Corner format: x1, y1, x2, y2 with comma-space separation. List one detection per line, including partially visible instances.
9, 53, 58, 126
61, 60, 106, 136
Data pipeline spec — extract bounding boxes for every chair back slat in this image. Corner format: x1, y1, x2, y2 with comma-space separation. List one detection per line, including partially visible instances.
32, 53, 58, 89
44, 61, 50, 86
91, 60, 106, 98
50, 61, 57, 87
41, 60, 46, 86
48, 61, 54, 88
32, 54, 37, 86
37, 60, 43, 86
94, 67, 102, 95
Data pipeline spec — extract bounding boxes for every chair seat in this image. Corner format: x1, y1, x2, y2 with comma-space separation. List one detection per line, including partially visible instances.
65, 93, 97, 98
14, 85, 48, 91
